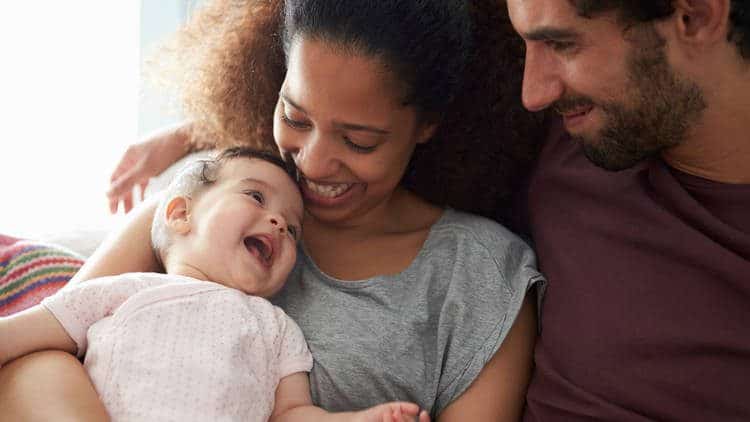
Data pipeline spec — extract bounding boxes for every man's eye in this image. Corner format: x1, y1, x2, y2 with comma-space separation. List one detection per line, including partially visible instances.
546, 40, 575, 52
246, 190, 265, 204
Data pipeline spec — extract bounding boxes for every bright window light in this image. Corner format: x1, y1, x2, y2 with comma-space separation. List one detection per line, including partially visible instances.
0, 2, 140, 239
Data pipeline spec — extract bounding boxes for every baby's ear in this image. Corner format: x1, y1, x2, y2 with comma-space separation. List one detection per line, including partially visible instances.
165, 196, 192, 235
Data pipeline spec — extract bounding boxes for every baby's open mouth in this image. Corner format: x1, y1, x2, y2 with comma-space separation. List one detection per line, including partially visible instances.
244, 235, 274, 267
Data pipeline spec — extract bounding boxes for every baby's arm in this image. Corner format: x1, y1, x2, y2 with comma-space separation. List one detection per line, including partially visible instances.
0, 305, 76, 366
269, 372, 429, 422
1, 275, 159, 366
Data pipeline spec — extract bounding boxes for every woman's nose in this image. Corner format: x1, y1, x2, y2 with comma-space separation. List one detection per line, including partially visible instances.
292, 133, 339, 180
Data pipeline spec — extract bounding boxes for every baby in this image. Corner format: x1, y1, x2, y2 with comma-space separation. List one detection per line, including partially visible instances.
0, 147, 424, 422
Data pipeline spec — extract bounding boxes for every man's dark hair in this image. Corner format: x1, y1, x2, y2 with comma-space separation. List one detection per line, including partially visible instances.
569, 0, 750, 59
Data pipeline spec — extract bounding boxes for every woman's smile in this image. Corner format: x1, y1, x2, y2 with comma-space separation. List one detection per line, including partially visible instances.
303, 177, 354, 197
300, 175, 363, 207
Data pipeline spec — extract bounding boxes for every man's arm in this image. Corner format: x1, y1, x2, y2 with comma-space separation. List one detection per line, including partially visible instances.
0, 305, 76, 366
270, 372, 429, 422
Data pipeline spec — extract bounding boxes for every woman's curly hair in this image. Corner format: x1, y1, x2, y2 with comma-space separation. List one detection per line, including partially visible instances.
156, 0, 548, 224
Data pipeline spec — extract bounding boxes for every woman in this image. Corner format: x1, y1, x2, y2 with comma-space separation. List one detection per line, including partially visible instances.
0, 0, 547, 420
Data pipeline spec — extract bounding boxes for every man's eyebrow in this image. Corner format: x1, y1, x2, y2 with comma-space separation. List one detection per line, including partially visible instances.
523, 27, 580, 41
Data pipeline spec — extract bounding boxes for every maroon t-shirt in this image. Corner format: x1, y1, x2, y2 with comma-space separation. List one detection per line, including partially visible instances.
523, 126, 750, 421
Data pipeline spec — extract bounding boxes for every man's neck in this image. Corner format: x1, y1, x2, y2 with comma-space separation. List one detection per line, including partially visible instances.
662, 70, 750, 184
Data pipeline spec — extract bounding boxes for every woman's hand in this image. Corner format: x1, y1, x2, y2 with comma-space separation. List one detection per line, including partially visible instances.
107, 121, 194, 214
355, 402, 430, 422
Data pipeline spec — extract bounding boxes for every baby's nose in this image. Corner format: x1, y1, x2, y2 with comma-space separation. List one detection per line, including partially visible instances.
269, 216, 286, 234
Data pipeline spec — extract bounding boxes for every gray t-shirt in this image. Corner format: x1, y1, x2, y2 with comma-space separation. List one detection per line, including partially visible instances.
272, 209, 544, 417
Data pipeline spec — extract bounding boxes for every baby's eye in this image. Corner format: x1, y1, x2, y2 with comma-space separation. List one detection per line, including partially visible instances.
245, 190, 265, 204
287, 225, 299, 241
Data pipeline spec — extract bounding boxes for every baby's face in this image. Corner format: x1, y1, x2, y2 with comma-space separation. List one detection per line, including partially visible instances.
182, 158, 303, 297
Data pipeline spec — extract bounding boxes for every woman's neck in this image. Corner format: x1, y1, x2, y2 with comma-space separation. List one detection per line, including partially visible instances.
300, 188, 444, 280
302, 188, 440, 241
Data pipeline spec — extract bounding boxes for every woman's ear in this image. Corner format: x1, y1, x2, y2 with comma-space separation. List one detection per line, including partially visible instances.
165, 196, 192, 235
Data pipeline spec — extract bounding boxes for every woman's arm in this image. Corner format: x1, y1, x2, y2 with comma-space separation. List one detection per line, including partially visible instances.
437, 296, 537, 422
69, 199, 161, 286
108, 121, 197, 214
0, 200, 163, 420
0, 351, 110, 421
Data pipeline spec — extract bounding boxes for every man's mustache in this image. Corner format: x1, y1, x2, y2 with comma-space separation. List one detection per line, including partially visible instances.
553, 96, 595, 114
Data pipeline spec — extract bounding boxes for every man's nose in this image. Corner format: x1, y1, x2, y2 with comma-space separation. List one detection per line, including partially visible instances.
521, 46, 564, 112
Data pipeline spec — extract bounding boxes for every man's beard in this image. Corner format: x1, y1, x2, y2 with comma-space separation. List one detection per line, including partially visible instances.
555, 27, 707, 171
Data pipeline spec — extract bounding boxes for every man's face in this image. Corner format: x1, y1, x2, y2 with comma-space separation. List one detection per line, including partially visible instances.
508, 0, 705, 171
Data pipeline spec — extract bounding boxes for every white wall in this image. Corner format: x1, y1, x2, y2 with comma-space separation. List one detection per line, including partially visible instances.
0, 2, 208, 240
139, 0, 190, 135
0, 3, 139, 239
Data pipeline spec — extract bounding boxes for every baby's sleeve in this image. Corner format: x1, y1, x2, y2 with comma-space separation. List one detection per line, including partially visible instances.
274, 307, 313, 379
41, 274, 158, 357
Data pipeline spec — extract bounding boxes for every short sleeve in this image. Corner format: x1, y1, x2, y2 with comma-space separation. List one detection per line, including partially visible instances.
274, 307, 313, 379
432, 221, 545, 414
41, 274, 163, 357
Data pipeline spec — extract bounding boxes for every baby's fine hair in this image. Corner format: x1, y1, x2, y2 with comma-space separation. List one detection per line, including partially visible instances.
151, 147, 297, 265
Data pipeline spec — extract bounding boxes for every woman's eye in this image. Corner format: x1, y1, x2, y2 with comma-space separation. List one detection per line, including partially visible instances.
343, 136, 377, 154
281, 113, 310, 130
246, 190, 265, 204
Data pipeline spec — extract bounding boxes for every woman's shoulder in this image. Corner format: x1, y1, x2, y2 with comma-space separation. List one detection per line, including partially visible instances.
430, 209, 532, 254
420, 209, 543, 292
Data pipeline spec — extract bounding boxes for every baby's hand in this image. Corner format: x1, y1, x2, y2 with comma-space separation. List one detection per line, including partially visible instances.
355, 402, 430, 422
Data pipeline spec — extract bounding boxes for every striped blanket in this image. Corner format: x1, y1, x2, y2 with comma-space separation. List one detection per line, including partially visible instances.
0, 235, 84, 316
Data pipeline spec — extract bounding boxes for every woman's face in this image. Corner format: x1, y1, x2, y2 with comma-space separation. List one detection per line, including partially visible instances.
273, 37, 435, 226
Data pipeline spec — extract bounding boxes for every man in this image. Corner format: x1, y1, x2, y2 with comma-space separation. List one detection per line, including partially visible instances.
507, 0, 750, 420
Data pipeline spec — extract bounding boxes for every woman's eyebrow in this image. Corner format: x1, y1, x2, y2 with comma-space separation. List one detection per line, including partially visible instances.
281, 93, 390, 135
280, 94, 307, 113
333, 121, 390, 135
